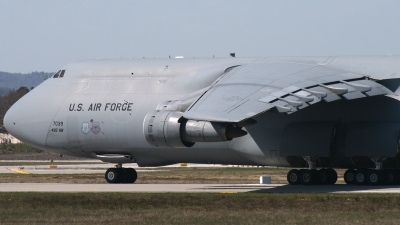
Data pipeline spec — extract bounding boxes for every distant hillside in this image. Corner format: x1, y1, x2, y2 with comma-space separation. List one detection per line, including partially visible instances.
0, 71, 54, 96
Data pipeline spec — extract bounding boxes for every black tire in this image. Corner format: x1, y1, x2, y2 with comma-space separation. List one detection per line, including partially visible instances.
344, 169, 356, 184
354, 169, 368, 185
125, 168, 138, 183
381, 170, 390, 185
326, 168, 338, 185
382, 169, 399, 185
117, 168, 127, 183
318, 169, 330, 185
367, 170, 383, 186
390, 169, 400, 185
394, 170, 400, 185
105, 168, 121, 183
300, 169, 317, 185
287, 169, 301, 185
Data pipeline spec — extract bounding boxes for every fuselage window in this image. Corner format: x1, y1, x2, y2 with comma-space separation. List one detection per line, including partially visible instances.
53, 70, 61, 78
59, 70, 65, 77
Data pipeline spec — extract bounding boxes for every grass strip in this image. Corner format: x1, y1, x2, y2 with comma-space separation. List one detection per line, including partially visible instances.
0, 162, 105, 166
0, 192, 400, 224
0, 167, 348, 184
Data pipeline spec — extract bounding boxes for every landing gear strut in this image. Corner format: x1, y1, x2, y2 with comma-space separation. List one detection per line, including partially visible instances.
105, 164, 137, 184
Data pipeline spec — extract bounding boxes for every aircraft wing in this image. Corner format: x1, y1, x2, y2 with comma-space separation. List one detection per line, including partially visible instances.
183, 61, 395, 122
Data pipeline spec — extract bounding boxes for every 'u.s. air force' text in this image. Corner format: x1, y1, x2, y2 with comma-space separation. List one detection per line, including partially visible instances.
69, 103, 133, 111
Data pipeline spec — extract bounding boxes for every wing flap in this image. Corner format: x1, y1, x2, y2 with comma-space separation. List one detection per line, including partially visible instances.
183, 61, 396, 122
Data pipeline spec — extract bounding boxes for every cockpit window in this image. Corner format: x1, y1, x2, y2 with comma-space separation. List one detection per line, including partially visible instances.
53, 70, 65, 78
59, 70, 65, 77
53, 70, 61, 78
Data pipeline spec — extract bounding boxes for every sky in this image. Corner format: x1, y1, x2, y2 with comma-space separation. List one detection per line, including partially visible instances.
1, 0, 400, 73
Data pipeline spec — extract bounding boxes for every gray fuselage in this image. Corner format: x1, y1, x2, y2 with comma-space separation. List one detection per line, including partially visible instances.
5, 56, 400, 168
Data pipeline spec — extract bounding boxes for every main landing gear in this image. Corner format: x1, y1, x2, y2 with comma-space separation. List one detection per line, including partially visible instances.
287, 168, 337, 185
287, 156, 338, 185
105, 164, 137, 184
343, 169, 400, 185
344, 157, 400, 185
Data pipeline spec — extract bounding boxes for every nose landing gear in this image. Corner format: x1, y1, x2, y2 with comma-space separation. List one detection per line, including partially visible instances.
105, 164, 137, 184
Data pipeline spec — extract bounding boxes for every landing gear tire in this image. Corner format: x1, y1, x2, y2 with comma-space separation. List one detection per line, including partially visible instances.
354, 169, 367, 185
326, 168, 338, 185
105, 168, 120, 183
300, 169, 317, 185
287, 169, 301, 185
105, 168, 137, 184
288, 168, 337, 185
367, 170, 383, 186
125, 168, 137, 183
395, 169, 400, 185
317, 168, 337, 185
344, 169, 356, 184
387, 169, 399, 185
318, 169, 330, 185
381, 170, 390, 185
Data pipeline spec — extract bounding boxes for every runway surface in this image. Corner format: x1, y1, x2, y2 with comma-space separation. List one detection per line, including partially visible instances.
1, 183, 400, 193
2, 161, 400, 193
0, 162, 231, 174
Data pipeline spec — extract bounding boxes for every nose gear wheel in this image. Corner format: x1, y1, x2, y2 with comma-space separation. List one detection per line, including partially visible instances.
105, 168, 137, 184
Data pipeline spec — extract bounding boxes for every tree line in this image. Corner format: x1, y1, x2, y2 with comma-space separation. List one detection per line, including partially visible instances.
0, 71, 53, 95
0, 71, 52, 132
0, 87, 31, 133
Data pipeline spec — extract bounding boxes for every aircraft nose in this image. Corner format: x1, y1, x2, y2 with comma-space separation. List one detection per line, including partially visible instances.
3, 109, 16, 134
4, 92, 51, 148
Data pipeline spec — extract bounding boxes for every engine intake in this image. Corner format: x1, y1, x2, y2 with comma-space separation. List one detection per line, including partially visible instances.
143, 110, 247, 148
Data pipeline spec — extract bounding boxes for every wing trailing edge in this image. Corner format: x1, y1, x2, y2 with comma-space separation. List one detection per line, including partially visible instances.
183, 61, 397, 123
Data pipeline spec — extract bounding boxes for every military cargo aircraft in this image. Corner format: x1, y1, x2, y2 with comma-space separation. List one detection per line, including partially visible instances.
5, 56, 400, 186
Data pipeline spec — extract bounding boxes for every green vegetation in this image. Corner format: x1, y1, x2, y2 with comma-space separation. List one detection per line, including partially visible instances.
0, 71, 52, 132
0, 161, 103, 166
0, 192, 400, 224
0, 143, 43, 154
0, 173, 107, 184
0, 86, 31, 132
0, 167, 347, 184
137, 166, 293, 184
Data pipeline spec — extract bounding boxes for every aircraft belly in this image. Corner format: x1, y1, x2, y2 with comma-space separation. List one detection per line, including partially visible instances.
229, 134, 290, 166
131, 143, 259, 166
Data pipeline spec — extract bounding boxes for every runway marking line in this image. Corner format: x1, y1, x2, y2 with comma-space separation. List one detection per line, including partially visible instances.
10, 168, 30, 174
219, 192, 237, 194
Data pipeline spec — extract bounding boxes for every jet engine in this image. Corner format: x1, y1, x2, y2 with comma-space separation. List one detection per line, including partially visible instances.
143, 110, 248, 148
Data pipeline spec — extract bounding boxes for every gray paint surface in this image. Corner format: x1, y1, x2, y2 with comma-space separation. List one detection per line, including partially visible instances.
5, 56, 400, 169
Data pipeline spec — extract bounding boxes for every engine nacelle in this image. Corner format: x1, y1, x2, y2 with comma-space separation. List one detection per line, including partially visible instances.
143, 110, 248, 148
156, 99, 195, 112
143, 110, 193, 148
